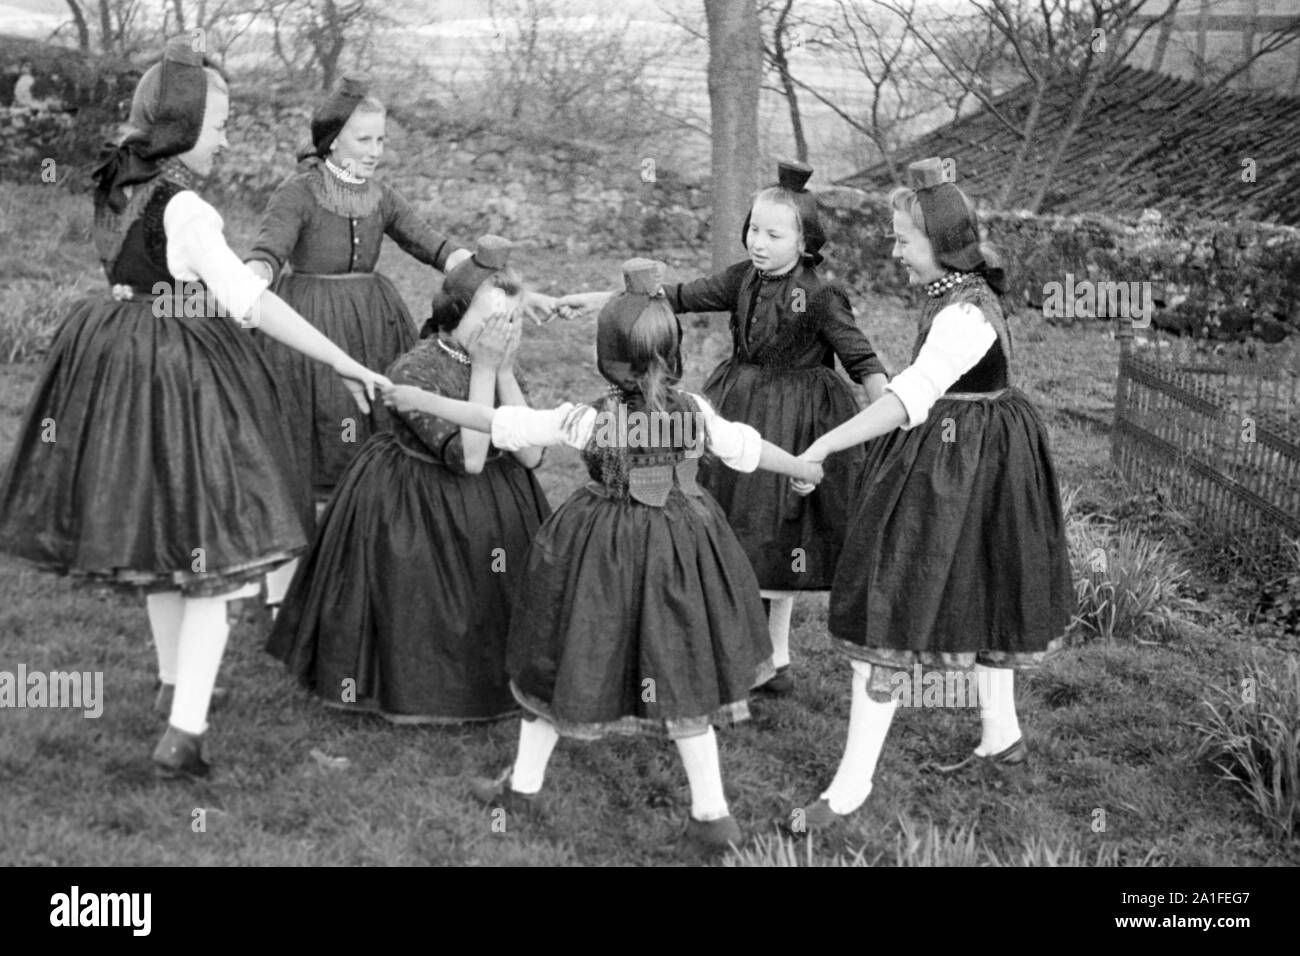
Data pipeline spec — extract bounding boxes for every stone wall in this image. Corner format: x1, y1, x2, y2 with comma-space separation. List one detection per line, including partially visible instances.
820, 188, 1300, 343
16, 83, 1296, 345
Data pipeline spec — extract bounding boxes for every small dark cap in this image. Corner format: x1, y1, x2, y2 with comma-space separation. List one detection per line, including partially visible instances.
907, 157, 949, 190
161, 34, 204, 68
621, 258, 665, 295
474, 234, 513, 270
777, 160, 814, 192
336, 75, 370, 100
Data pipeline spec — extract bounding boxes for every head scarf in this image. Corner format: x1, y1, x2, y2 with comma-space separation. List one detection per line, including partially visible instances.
906, 157, 1006, 295
91, 35, 213, 216
297, 76, 369, 163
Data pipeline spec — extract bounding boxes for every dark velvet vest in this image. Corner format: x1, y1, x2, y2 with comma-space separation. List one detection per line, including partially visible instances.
103, 179, 187, 290
913, 277, 1011, 393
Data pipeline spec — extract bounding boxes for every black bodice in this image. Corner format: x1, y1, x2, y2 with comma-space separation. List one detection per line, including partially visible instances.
913, 277, 1011, 393
104, 179, 187, 290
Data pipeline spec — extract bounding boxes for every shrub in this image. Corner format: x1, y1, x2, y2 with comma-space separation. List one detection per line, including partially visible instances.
1065, 492, 1194, 643
722, 819, 1163, 866
1255, 538, 1300, 635
454, 0, 695, 162
721, 833, 872, 867
892, 817, 988, 866
0, 280, 71, 363
1190, 654, 1300, 839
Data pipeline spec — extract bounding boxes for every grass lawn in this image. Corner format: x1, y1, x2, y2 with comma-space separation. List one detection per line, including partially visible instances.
0, 186, 1294, 866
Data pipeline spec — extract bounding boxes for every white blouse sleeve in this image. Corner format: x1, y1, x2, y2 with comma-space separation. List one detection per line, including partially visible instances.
693, 394, 763, 472
163, 191, 269, 323
884, 302, 999, 430
490, 403, 597, 451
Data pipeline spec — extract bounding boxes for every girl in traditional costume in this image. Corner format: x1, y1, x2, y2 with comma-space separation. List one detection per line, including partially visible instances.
266, 237, 551, 724
384, 259, 824, 852
244, 78, 471, 612
0, 38, 391, 778
556, 163, 888, 696
788, 158, 1072, 829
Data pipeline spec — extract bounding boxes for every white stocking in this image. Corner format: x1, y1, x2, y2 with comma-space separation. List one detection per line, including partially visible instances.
169, 595, 231, 735
264, 559, 298, 607
146, 591, 185, 685
975, 664, 1021, 756
675, 727, 730, 822
760, 590, 795, 669
510, 717, 560, 794
820, 660, 897, 815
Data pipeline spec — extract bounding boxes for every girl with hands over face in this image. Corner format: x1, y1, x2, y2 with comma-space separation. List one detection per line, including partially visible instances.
267, 241, 552, 726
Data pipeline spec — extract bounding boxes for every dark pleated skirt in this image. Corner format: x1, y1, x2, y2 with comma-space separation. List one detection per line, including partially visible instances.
258, 271, 416, 500
0, 294, 311, 596
699, 359, 866, 590
506, 485, 773, 739
266, 431, 551, 723
829, 388, 1073, 670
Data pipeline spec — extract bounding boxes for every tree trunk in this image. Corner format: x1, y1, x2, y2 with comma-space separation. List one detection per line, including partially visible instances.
771, 1, 807, 161
320, 38, 343, 90
1150, 13, 1173, 72
316, 0, 346, 90
1028, 63, 1106, 213
775, 54, 807, 161
994, 82, 1044, 210
705, 0, 761, 272
171, 0, 186, 32
64, 0, 90, 52
98, 0, 114, 54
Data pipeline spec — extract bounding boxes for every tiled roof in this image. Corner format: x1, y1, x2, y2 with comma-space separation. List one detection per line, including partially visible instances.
839, 63, 1300, 226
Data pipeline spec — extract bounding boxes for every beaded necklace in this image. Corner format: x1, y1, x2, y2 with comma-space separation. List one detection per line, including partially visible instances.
325, 157, 367, 185
437, 337, 471, 365
924, 271, 973, 298
157, 156, 203, 191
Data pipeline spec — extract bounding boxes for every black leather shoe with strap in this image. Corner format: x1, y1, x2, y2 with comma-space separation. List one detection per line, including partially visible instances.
930, 737, 1028, 775
467, 768, 546, 825
152, 724, 210, 780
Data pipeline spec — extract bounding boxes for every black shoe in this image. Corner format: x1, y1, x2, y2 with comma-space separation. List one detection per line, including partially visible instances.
685, 815, 744, 853
784, 797, 852, 837
153, 681, 228, 717
755, 666, 794, 696
468, 769, 545, 826
930, 737, 1028, 775
152, 724, 210, 780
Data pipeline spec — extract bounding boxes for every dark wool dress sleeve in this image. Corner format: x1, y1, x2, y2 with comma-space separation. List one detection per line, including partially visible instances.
815, 283, 888, 382
387, 348, 470, 473
663, 260, 749, 314
382, 185, 462, 272
245, 174, 310, 281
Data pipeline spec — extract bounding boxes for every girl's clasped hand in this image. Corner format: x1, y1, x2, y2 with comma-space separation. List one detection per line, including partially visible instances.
790, 446, 826, 497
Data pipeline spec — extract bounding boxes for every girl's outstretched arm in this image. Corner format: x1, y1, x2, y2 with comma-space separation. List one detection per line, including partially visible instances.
551, 290, 616, 320
803, 394, 909, 460
757, 440, 823, 485
382, 385, 494, 433
805, 302, 997, 460
695, 394, 821, 486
